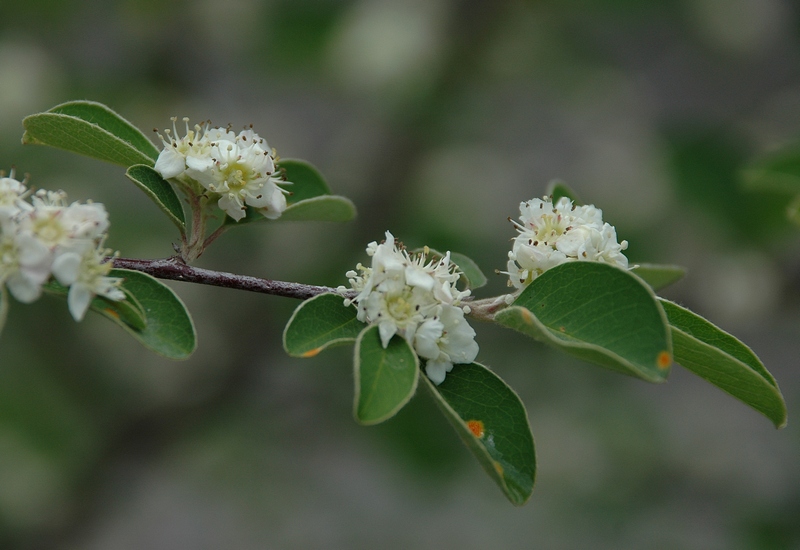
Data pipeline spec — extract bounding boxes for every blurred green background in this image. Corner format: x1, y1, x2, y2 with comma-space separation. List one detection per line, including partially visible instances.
2, 0, 800, 548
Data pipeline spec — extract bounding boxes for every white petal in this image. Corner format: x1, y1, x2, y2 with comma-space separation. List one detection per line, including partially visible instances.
6, 272, 43, 303
51, 252, 82, 286
254, 187, 287, 220
425, 360, 452, 385
218, 194, 247, 221
438, 305, 479, 364
185, 154, 214, 173
378, 320, 398, 348
413, 318, 444, 360
67, 283, 92, 321
405, 265, 434, 291
154, 148, 186, 179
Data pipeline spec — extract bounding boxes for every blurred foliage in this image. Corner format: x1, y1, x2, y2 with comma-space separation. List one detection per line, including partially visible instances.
666, 128, 793, 243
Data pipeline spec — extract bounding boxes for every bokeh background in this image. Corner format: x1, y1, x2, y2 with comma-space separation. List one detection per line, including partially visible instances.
2, 0, 800, 548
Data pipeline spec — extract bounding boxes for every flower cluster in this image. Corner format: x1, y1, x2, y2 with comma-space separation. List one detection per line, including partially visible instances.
341, 231, 479, 385
0, 170, 124, 321
506, 195, 629, 289
154, 118, 290, 222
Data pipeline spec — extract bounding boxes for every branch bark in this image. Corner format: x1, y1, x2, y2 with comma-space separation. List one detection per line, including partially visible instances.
112, 256, 353, 300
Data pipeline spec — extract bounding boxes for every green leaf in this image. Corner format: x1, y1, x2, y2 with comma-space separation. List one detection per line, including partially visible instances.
93, 287, 148, 332
283, 293, 363, 357
280, 195, 357, 222
279, 158, 332, 203
546, 179, 581, 204
22, 100, 158, 167
106, 269, 196, 359
632, 263, 686, 291
450, 252, 487, 289
495, 262, 672, 382
354, 326, 419, 425
422, 362, 536, 506
125, 165, 186, 232
741, 145, 800, 194
660, 299, 787, 428
668, 131, 790, 242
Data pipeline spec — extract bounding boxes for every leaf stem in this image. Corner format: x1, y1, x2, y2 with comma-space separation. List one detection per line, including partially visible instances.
112, 256, 354, 301
467, 295, 515, 322
202, 223, 229, 250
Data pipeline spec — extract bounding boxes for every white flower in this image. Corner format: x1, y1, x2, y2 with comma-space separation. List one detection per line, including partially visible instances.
51, 243, 125, 321
155, 118, 290, 221
0, 170, 30, 224
0, 183, 122, 318
154, 117, 217, 179
506, 195, 629, 289
187, 130, 288, 221
343, 231, 478, 384
419, 304, 479, 385
14, 192, 110, 274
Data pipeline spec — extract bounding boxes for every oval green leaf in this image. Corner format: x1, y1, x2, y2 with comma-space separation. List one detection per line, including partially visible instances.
279, 158, 332, 203
93, 287, 147, 332
283, 293, 363, 357
354, 326, 419, 425
632, 263, 687, 291
495, 262, 672, 382
106, 269, 196, 359
546, 179, 581, 204
280, 195, 357, 222
22, 101, 158, 167
660, 299, 787, 428
126, 165, 186, 232
449, 252, 487, 289
422, 362, 536, 506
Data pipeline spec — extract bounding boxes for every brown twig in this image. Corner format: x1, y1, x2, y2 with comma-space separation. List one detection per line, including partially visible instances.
112, 256, 354, 300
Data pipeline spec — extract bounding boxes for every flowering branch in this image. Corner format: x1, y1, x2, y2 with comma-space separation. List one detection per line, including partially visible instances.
111, 256, 352, 300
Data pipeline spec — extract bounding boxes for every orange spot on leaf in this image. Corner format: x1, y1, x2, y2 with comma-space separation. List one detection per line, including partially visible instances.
520, 309, 534, 324
657, 351, 671, 369
104, 309, 120, 320
301, 347, 322, 358
493, 461, 504, 476
467, 420, 485, 438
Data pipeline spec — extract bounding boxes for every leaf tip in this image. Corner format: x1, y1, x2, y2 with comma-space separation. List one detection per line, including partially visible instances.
21, 130, 42, 146
467, 419, 485, 438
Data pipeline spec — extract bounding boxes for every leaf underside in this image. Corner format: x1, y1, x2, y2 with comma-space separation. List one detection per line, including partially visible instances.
22, 100, 158, 167
661, 299, 787, 428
